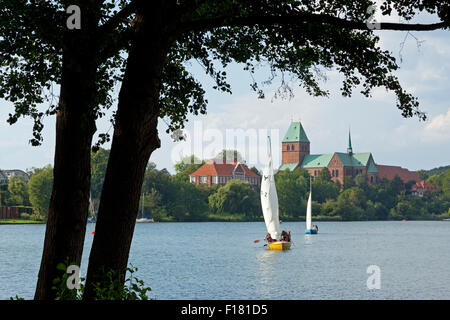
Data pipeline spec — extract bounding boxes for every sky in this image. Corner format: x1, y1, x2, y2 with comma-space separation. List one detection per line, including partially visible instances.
0, 5, 449, 174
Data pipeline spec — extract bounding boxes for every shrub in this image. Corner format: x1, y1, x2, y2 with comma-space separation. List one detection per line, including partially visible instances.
20, 213, 30, 220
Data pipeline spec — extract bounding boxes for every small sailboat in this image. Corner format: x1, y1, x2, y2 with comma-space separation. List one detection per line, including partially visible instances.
136, 192, 154, 223
261, 136, 291, 250
305, 177, 318, 234
87, 193, 96, 223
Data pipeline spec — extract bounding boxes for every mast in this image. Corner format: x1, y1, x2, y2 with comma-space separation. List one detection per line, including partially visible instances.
306, 175, 312, 230
141, 192, 144, 218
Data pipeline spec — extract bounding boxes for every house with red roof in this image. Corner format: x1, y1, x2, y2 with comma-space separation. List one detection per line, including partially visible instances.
410, 181, 437, 197
189, 160, 261, 189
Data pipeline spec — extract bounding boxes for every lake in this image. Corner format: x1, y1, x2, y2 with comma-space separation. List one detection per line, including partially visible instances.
1, 221, 450, 300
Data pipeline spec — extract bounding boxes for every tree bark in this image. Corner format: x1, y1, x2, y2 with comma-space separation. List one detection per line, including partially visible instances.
34, 36, 98, 300
83, 1, 174, 299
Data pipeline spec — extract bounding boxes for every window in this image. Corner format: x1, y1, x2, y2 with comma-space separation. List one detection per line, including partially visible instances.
332, 170, 335, 177
212, 176, 217, 184
292, 145, 295, 151
287, 145, 290, 151
370, 176, 374, 183
199, 176, 207, 184
336, 170, 339, 177
190, 176, 196, 183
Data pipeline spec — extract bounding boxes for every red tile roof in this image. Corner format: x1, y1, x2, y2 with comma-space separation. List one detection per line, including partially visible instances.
411, 180, 436, 191
375, 164, 420, 182
189, 160, 260, 177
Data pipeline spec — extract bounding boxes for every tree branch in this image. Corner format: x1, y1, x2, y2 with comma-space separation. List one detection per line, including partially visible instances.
180, 12, 449, 33
98, 2, 137, 34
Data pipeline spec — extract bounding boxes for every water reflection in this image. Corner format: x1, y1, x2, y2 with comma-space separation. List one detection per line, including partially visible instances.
254, 247, 286, 297
304, 234, 314, 245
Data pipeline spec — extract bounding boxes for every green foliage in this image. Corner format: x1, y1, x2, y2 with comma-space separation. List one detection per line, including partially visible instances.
424, 165, 450, 177
51, 262, 151, 300
428, 169, 450, 197
215, 150, 243, 163
27, 166, 53, 218
417, 169, 429, 181
318, 168, 332, 182
208, 180, 260, 218
312, 178, 340, 203
173, 162, 203, 184
91, 148, 110, 200
343, 176, 355, 190
7, 175, 29, 206
2, 0, 444, 144
140, 189, 168, 221
20, 212, 30, 220
174, 155, 203, 174
275, 169, 309, 218
51, 262, 83, 300
91, 266, 151, 300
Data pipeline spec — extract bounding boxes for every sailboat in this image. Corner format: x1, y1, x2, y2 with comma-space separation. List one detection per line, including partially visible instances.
87, 193, 96, 223
260, 136, 291, 250
305, 177, 318, 234
136, 192, 154, 223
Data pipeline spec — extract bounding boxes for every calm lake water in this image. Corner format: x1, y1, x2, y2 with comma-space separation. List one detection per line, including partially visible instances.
1, 221, 450, 300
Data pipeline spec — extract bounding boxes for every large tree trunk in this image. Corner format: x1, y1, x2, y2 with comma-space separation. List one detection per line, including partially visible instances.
34, 33, 98, 299
83, 1, 174, 299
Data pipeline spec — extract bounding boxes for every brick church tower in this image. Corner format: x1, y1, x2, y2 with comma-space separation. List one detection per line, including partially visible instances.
281, 121, 310, 166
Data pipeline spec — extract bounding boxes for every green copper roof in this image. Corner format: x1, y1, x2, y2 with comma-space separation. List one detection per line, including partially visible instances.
367, 159, 378, 173
301, 154, 333, 168
279, 163, 299, 171
335, 152, 372, 167
352, 153, 372, 166
282, 121, 310, 143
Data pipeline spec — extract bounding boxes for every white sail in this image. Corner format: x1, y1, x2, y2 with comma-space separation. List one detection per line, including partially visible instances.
306, 191, 312, 230
260, 137, 281, 241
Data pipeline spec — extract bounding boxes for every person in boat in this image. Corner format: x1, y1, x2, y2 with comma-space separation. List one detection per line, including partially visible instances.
313, 225, 319, 231
264, 232, 273, 243
281, 230, 291, 242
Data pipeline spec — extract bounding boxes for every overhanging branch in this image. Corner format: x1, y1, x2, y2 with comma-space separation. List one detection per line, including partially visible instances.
180, 13, 449, 33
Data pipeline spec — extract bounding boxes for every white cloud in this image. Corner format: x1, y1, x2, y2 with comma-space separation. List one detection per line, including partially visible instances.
421, 107, 450, 142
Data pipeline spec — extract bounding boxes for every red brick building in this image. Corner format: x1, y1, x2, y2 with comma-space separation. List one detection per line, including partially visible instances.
279, 121, 419, 185
375, 165, 420, 182
189, 160, 260, 189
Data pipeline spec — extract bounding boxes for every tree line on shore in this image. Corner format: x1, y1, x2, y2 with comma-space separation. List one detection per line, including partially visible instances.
103, 151, 450, 222
4, 149, 448, 222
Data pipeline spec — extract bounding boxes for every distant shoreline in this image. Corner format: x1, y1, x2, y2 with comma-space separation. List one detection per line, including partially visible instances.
2, 218, 448, 225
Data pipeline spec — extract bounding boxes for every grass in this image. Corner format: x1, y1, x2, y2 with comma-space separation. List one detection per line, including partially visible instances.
0, 219, 45, 224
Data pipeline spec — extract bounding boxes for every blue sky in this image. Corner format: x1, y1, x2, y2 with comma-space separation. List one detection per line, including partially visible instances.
1, 7, 449, 174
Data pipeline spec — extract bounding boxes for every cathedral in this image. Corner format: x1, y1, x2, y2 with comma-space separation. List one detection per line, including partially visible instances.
278, 121, 419, 185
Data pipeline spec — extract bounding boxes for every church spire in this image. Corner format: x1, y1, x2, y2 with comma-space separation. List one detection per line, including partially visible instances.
347, 128, 353, 156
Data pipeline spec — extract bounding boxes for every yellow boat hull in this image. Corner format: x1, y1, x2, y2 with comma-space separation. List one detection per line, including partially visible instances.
267, 241, 291, 250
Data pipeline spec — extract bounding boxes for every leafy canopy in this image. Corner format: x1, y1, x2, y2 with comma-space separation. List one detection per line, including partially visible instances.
1, 0, 449, 147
